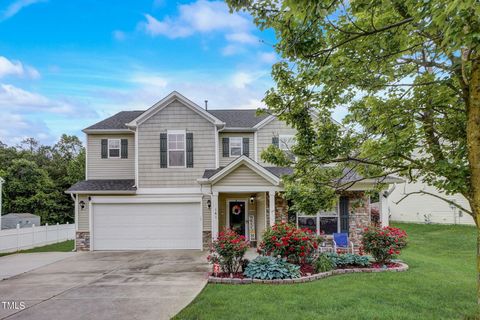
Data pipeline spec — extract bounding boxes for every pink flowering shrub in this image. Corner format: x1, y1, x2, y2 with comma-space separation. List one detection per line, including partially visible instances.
207, 229, 249, 274
361, 226, 407, 264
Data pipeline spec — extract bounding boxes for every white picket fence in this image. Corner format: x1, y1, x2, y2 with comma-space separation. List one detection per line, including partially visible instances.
0, 223, 75, 253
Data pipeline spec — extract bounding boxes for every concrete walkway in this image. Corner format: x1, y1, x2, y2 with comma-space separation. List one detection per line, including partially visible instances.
0, 252, 77, 280
0, 250, 209, 320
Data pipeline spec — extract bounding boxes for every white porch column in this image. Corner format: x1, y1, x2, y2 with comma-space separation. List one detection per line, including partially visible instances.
269, 190, 276, 226
211, 192, 219, 239
380, 190, 389, 227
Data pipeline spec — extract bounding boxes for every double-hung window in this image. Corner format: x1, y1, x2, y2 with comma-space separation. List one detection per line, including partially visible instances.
279, 135, 296, 159
108, 139, 120, 158
167, 130, 186, 168
296, 206, 340, 235
229, 137, 243, 157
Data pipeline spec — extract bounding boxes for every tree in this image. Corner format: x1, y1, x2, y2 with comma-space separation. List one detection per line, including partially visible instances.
226, 0, 480, 302
2, 159, 62, 224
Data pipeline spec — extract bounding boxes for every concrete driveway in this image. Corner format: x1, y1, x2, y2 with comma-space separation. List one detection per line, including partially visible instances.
0, 251, 209, 320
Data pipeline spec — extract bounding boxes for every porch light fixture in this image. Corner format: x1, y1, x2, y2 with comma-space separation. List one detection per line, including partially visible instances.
249, 195, 255, 204
207, 199, 211, 209
79, 200, 86, 210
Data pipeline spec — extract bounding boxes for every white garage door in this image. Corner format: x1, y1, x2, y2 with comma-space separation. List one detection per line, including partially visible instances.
92, 202, 202, 250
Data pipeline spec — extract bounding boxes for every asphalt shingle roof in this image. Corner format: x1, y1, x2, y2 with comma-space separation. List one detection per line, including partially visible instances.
85, 111, 144, 130
84, 109, 269, 130
67, 179, 136, 192
207, 110, 269, 128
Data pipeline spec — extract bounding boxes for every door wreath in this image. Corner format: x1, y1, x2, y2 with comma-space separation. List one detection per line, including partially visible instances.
232, 204, 242, 215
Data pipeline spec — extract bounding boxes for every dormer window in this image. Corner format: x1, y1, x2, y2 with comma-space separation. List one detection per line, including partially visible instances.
108, 139, 121, 158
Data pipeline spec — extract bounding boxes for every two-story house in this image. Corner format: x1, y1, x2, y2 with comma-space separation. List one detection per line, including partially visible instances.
67, 91, 396, 251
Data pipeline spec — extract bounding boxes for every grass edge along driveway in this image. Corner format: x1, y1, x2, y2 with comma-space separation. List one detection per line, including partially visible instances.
0, 240, 74, 257
175, 223, 478, 320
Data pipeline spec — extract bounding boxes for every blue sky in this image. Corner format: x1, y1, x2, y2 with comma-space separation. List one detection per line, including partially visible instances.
0, 0, 278, 145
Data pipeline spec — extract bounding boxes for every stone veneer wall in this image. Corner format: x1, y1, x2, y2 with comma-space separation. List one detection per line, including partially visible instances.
274, 193, 288, 223
203, 231, 212, 250
344, 191, 370, 249
76, 231, 90, 251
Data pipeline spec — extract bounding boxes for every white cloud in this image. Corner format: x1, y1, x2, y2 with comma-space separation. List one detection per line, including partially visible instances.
0, 83, 76, 114
141, 0, 252, 39
0, 112, 52, 145
112, 30, 126, 41
259, 52, 277, 64
225, 32, 258, 45
0, 56, 40, 79
232, 71, 254, 89
0, 0, 45, 21
130, 74, 168, 88
221, 44, 244, 56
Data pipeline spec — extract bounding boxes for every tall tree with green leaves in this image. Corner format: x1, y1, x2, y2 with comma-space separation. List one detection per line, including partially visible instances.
226, 0, 480, 302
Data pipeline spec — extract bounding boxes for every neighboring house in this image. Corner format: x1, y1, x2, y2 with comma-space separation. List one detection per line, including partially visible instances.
1, 213, 41, 229
387, 181, 474, 225
66, 91, 399, 251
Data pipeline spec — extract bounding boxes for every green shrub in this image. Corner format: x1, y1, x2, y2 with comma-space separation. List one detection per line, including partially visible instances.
259, 222, 323, 264
325, 253, 371, 268
314, 254, 334, 272
207, 229, 249, 274
243, 256, 301, 280
362, 226, 408, 264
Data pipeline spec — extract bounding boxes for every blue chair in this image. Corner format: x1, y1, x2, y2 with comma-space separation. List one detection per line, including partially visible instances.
333, 233, 354, 254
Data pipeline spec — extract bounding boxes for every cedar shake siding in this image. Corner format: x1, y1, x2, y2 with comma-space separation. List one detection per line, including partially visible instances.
87, 134, 135, 179
137, 100, 216, 188
257, 118, 296, 166
218, 132, 254, 167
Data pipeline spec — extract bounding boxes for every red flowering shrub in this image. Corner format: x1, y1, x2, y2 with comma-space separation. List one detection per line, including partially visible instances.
207, 229, 249, 274
361, 226, 407, 264
259, 222, 323, 264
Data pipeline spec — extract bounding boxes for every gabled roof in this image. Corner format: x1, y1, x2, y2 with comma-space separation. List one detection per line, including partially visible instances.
199, 155, 281, 186
126, 91, 224, 128
84, 111, 144, 132
66, 179, 136, 194
207, 110, 269, 128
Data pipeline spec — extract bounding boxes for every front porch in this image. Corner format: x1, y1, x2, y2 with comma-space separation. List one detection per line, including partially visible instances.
198, 156, 372, 251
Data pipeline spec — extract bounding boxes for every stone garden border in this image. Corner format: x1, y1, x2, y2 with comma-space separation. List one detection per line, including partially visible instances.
208, 262, 408, 284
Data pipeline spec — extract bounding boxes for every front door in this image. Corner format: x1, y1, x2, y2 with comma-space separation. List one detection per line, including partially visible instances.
229, 200, 246, 236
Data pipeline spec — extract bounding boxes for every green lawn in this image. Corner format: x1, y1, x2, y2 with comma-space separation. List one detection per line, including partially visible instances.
175, 223, 478, 320
0, 240, 74, 257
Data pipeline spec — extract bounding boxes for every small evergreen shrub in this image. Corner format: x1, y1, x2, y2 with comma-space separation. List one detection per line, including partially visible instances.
314, 254, 334, 272
243, 256, 301, 280
325, 253, 371, 268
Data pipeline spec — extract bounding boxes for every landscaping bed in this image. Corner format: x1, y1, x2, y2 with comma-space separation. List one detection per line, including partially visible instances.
208, 261, 409, 284
207, 223, 408, 285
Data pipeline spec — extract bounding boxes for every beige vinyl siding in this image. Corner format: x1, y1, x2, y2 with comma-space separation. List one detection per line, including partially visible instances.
203, 195, 211, 231
138, 100, 216, 187
218, 132, 254, 167
87, 134, 135, 179
77, 195, 89, 231
257, 118, 296, 166
215, 165, 273, 187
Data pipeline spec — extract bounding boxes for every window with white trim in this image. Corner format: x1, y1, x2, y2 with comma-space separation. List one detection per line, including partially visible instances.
168, 130, 186, 167
279, 135, 296, 152
108, 139, 120, 158
229, 137, 243, 157
296, 207, 340, 235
